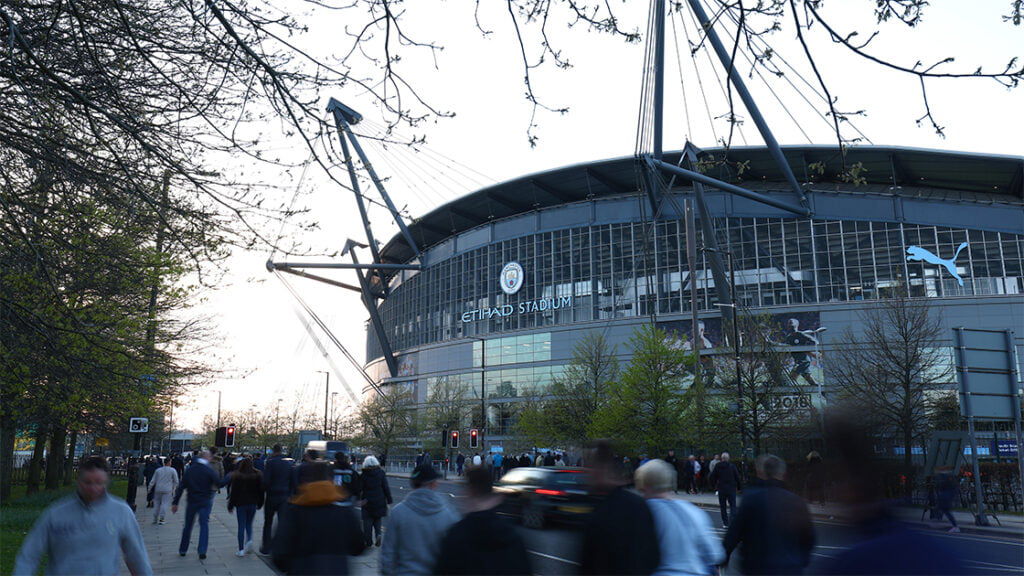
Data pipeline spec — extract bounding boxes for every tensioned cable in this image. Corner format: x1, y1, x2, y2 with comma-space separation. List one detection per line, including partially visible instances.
274, 269, 389, 402
669, 9, 694, 142
685, 1, 749, 146
359, 118, 496, 187
718, 9, 871, 145
290, 304, 360, 404
675, 6, 720, 144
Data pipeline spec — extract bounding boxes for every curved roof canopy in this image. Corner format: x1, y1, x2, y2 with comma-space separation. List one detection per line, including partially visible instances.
380, 145, 1024, 265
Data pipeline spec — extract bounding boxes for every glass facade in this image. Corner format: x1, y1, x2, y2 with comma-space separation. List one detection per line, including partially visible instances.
368, 217, 1023, 361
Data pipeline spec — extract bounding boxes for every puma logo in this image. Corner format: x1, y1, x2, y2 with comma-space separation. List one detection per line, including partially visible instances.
906, 242, 969, 286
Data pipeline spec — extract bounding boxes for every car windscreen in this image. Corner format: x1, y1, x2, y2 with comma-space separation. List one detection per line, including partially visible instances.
551, 471, 590, 486
499, 469, 547, 486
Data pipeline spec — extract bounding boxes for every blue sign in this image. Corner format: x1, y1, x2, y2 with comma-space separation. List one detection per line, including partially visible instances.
990, 439, 1019, 457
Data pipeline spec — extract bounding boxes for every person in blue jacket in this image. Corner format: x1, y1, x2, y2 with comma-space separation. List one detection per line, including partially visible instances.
172, 449, 223, 560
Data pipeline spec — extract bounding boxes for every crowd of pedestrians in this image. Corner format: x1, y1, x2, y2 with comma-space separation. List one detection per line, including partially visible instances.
15, 434, 975, 576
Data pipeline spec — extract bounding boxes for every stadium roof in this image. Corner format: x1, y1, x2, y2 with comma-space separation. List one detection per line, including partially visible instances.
380, 145, 1024, 265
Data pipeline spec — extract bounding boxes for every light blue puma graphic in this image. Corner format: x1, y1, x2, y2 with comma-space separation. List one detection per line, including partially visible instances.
905, 242, 969, 286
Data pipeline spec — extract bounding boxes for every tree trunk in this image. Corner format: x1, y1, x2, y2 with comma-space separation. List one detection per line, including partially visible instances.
0, 417, 16, 501
63, 430, 78, 485
902, 421, 914, 502
26, 428, 47, 496
45, 425, 66, 490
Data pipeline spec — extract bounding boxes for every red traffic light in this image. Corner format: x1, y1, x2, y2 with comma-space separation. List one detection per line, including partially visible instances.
450, 430, 459, 448
225, 426, 236, 447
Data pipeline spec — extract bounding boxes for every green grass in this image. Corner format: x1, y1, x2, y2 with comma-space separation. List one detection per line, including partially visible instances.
0, 480, 128, 575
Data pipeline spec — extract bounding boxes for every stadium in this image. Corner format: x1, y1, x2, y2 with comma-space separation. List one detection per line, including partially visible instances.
362, 145, 1024, 451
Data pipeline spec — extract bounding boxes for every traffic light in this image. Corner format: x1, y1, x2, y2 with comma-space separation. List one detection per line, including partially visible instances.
214, 426, 227, 447
469, 429, 479, 449
225, 425, 236, 447
450, 430, 459, 449
441, 428, 449, 448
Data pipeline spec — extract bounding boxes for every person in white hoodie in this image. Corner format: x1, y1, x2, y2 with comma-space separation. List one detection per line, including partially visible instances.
149, 456, 179, 525
380, 464, 459, 575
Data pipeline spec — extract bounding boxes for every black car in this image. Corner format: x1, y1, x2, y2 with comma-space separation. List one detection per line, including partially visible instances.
495, 467, 595, 529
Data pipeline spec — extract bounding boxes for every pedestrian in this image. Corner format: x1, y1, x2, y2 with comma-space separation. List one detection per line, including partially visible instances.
691, 455, 702, 494
14, 456, 153, 576
143, 456, 160, 508
333, 452, 361, 500
682, 455, 696, 494
272, 462, 365, 574
708, 451, 742, 527
380, 464, 459, 575
260, 444, 296, 555
934, 466, 960, 533
293, 449, 321, 490
149, 456, 179, 525
579, 440, 661, 575
819, 415, 968, 575
535, 452, 544, 467
635, 459, 725, 575
172, 449, 222, 560
456, 452, 466, 476
434, 466, 532, 575
227, 457, 264, 556
358, 455, 393, 548
473, 452, 482, 467
521, 453, 532, 468
723, 454, 815, 575
254, 452, 266, 472
209, 447, 225, 479
554, 453, 565, 467
543, 451, 555, 467
804, 451, 826, 505
491, 451, 504, 480
171, 452, 185, 479
697, 455, 707, 491
708, 454, 721, 477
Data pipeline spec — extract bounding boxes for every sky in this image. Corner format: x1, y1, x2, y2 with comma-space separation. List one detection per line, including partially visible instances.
173, 1, 1023, 431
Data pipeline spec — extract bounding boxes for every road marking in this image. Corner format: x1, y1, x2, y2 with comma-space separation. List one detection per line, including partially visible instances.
814, 545, 851, 550
966, 559, 1024, 569
529, 550, 581, 566
810, 552, 836, 559
964, 566, 1019, 572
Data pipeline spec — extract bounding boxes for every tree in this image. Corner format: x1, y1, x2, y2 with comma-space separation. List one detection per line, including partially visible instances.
420, 376, 473, 454
354, 388, 416, 461
680, 370, 736, 455
592, 325, 693, 456
829, 293, 953, 476
516, 331, 619, 449
710, 314, 808, 457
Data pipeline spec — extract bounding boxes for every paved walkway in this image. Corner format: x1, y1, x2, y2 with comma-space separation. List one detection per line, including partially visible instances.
127, 487, 382, 576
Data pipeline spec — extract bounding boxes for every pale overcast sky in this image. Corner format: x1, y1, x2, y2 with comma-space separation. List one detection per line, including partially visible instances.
175, 1, 1023, 430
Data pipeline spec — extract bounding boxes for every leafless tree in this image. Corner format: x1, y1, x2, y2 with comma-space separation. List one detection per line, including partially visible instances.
829, 293, 953, 474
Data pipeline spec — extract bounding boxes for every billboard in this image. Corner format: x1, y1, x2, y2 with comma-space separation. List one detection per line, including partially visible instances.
659, 311, 826, 389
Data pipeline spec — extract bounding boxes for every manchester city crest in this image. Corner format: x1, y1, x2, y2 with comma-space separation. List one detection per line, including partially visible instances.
500, 262, 524, 295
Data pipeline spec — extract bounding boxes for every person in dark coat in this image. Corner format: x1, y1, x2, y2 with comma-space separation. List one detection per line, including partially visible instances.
357, 455, 392, 547
663, 450, 678, 493
434, 467, 531, 575
933, 467, 960, 533
272, 462, 365, 575
724, 454, 815, 575
143, 456, 160, 507
260, 444, 296, 555
172, 450, 222, 559
804, 451, 826, 505
579, 440, 660, 575
227, 457, 264, 556
821, 415, 969, 575
333, 453, 361, 502
709, 451, 743, 527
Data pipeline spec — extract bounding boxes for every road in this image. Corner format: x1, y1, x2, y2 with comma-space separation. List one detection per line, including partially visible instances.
391, 478, 1024, 575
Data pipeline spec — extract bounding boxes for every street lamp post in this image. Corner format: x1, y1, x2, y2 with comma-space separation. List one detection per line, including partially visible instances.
331, 391, 339, 438
708, 247, 748, 465
317, 371, 330, 439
